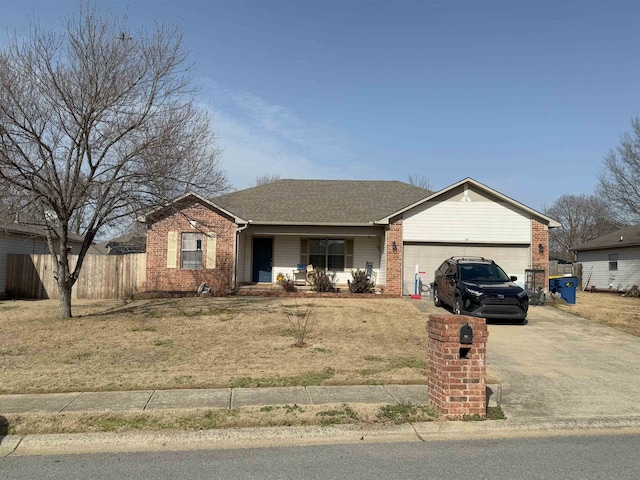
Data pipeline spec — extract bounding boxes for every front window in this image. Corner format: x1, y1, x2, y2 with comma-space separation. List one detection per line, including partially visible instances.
309, 238, 327, 269
181, 232, 203, 269
609, 254, 618, 271
301, 238, 353, 271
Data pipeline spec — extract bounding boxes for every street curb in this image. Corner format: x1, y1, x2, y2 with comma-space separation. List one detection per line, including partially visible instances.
412, 416, 640, 440
1, 424, 419, 457
3, 415, 640, 457
0, 435, 22, 457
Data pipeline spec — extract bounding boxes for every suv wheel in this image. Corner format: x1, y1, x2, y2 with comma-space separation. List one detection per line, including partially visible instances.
433, 288, 442, 307
453, 296, 462, 315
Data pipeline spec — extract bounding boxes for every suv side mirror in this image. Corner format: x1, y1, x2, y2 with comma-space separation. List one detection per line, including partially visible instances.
510, 276, 517, 282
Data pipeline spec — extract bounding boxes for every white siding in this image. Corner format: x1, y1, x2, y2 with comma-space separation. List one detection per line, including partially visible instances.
577, 248, 640, 291
0, 235, 49, 294
344, 236, 381, 285
380, 231, 388, 288
273, 236, 300, 283
236, 233, 248, 284
403, 201, 531, 243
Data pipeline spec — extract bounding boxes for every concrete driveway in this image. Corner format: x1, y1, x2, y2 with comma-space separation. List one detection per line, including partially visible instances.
412, 300, 640, 420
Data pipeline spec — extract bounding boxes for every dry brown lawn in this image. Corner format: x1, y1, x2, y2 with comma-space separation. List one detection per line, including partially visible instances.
5, 291, 633, 398
0, 297, 431, 395
6, 403, 440, 435
556, 291, 640, 337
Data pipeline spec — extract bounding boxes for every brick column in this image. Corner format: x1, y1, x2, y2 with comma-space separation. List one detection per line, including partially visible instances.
531, 219, 549, 281
427, 314, 488, 418
385, 216, 403, 296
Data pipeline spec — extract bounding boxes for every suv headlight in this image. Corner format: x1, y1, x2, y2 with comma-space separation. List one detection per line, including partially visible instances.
466, 288, 483, 298
517, 289, 528, 299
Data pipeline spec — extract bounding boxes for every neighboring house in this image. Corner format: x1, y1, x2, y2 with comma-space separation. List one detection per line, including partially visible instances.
94, 233, 147, 255
0, 223, 86, 297
573, 223, 640, 291
143, 178, 560, 296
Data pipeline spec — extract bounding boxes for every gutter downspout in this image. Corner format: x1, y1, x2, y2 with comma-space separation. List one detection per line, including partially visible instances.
233, 222, 249, 291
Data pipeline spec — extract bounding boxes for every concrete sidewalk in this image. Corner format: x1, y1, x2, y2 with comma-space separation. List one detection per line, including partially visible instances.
1, 384, 500, 415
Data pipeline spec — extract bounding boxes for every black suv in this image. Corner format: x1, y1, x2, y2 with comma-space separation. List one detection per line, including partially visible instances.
433, 257, 528, 321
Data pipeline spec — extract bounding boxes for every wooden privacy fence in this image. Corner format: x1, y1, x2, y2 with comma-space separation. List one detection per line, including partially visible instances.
5, 254, 146, 299
549, 260, 575, 277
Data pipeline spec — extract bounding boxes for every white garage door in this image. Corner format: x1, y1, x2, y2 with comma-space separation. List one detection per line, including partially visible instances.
402, 243, 531, 295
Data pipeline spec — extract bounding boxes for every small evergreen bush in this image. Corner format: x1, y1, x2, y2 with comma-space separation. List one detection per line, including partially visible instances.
348, 269, 375, 293
312, 271, 336, 293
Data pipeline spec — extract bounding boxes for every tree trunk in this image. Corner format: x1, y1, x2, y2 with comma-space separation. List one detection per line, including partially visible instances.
55, 245, 74, 319
58, 282, 73, 318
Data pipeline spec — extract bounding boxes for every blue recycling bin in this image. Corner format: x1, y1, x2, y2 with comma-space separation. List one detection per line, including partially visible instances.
550, 276, 578, 304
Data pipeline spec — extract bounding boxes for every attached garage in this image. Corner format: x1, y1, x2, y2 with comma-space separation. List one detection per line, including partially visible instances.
385, 180, 558, 296
402, 243, 531, 295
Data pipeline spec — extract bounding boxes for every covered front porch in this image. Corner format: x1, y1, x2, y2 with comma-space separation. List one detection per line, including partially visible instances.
235, 225, 387, 290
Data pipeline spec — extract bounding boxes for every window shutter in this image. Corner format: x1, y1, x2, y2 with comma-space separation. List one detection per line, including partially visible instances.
167, 231, 177, 268
345, 239, 354, 269
206, 233, 217, 269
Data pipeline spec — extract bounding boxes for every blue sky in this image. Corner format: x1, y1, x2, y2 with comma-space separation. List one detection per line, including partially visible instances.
2, 1, 639, 211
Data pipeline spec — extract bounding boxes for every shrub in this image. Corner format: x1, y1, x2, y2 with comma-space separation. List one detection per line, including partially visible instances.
348, 269, 375, 294
277, 273, 297, 292
276, 299, 315, 347
312, 271, 336, 293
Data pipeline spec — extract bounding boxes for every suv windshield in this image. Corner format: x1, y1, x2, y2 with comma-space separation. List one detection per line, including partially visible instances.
459, 264, 511, 282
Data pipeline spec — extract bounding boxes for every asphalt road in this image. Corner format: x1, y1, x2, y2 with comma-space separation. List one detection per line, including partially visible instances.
4, 433, 639, 479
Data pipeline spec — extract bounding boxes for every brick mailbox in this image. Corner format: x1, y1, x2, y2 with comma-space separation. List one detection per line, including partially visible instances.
427, 314, 488, 418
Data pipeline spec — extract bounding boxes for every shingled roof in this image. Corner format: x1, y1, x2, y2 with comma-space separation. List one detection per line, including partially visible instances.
573, 223, 640, 252
1, 221, 85, 243
213, 179, 431, 224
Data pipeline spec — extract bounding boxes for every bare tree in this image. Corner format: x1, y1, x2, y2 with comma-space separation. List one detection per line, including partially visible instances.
543, 194, 623, 261
252, 174, 281, 186
0, 6, 229, 317
598, 117, 640, 223
407, 174, 433, 191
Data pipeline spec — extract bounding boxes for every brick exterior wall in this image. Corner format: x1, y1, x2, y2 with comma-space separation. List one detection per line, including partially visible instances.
427, 314, 488, 418
384, 216, 403, 296
145, 197, 237, 293
531, 219, 549, 281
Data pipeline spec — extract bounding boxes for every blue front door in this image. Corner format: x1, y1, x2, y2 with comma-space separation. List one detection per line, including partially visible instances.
252, 238, 273, 283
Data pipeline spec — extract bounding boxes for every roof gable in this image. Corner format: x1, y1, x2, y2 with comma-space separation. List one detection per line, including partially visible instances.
144, 192, 246, 224
377, 177, 561, 227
